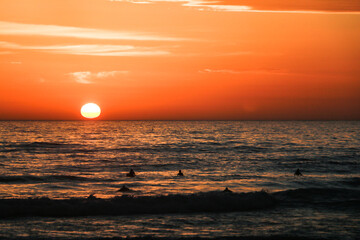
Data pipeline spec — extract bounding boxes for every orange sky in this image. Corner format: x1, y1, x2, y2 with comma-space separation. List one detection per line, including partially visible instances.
0, 0, 359, 120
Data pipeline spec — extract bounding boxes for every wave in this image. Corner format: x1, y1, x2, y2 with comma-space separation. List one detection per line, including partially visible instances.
0, 191, 276, 218
7, 140, 356, 155
273, 187, 360, 205
0, 175, 107, 183
0, 236, 325, 240
0, 141, 85, 153
18, 142, 77, 148
337, 177, 360, 187
1, 187, 359, 218
1, 141, 270, 154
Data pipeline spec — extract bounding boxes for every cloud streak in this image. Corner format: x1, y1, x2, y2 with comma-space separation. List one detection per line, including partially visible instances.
68, 71, 129, 84
111, 0, 360, 13
200, 68, 289, 75
0, 21, 185, 41
0, 41, 170, 56
0, 51, 12, 55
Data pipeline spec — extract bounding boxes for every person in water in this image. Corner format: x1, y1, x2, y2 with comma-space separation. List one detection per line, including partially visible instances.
294, 168, 303, 176
87, 193, 97, 200
118, 185, 131, 192
126, 169, 136, 177
177, 170, 184, 176
223, 187, 232, 193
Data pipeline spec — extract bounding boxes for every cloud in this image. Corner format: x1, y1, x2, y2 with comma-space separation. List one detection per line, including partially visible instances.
68, 71, 129, 84
0, 21, 185, 41
111, 0, 360, 13
200, 68, 289, 75
68, 72, 93, 84
218, 51, 254, 56
0, 41, 170, 56
0, 51, 12, 55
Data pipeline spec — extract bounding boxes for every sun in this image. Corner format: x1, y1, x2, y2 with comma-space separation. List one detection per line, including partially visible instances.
81, 103, 101, 119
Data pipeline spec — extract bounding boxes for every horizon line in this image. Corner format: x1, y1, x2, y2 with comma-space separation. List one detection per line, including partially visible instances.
0, 119, 359, 121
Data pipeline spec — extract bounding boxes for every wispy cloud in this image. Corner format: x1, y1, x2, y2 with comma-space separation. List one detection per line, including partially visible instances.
68, 71, 129, 84
111, 0, 360, 13
218, 51, 254, 56
200, 68, 288, 75
0, 21, 185, 41
0, 51, 12, 55
0, 41, 170, 56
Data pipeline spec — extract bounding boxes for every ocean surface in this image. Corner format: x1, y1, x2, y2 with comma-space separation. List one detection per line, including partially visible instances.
0, 121, 359, 240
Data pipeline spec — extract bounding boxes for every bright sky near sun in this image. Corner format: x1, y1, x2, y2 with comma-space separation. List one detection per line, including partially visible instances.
0, 0, 359, 120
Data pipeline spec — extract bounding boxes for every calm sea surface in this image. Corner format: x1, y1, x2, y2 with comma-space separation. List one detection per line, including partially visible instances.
0, 121, 359, 239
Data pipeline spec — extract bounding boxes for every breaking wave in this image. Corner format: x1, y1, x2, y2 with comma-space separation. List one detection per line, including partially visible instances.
337, 177, 360, 187
0, 236, 325, 240
2, 187, 359, 218
0, 191, 276, 217
273, 187, 360, 207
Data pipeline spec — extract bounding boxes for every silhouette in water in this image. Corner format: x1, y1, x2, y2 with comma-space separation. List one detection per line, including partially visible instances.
294, 168, 303, 176
223, 187, 232, 193
87, 193, 97, 200
126, 169, 136, 177
118, 185, 131, 192
177, 170, 184, 176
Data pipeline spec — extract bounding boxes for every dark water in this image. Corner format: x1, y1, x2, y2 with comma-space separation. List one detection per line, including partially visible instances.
0, 121, 359, 239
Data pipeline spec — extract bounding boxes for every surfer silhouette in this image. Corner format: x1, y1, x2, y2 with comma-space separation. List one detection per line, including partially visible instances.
87, 193, 97, 200
177, 170, 184, 176
126, 169, 136, 177
294, 168, 303, 176
223, 187, 232, 193
118, 185, 131, 192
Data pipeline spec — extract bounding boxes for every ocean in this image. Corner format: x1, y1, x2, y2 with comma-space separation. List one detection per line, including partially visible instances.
0, 121, 359, 240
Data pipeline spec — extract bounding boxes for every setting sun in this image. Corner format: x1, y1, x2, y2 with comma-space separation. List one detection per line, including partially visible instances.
81, 103, 101, 119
